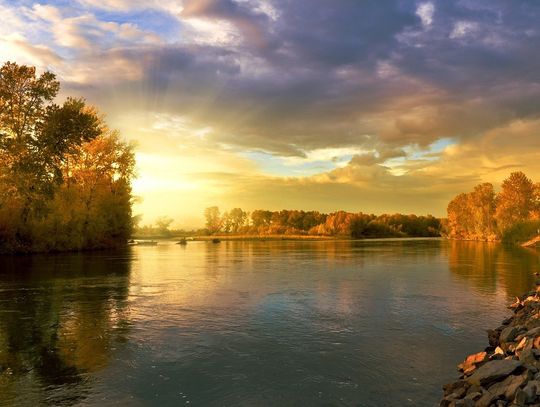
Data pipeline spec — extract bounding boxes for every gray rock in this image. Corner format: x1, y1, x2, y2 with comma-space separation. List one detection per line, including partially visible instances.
519, 348, 537, 365
500, 326, 518, 343
515, 387, 528, 405
443, 380, 469, 396
466, 385, 482, 396
515, 383, 536, 405
486, 372, 528, 401
507, 372, 530, 400
526, 327, 540, 337
475, 390, 496, 407
467, 360, 523, 386
452, 399, 475, 407
526, 379, 540, 396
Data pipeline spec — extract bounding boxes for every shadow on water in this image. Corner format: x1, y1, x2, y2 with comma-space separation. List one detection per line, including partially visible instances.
448, 240, 540, 299
0, 250, 132, 406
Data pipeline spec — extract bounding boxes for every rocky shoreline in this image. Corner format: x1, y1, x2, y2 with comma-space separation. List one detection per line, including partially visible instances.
441, 288, 540, 406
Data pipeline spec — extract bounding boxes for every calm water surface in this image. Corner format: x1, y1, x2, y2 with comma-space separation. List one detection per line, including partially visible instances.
1, 239, 539, 406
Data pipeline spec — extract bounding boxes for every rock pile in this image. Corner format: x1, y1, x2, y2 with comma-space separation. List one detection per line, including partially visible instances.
441, 290, 540, 406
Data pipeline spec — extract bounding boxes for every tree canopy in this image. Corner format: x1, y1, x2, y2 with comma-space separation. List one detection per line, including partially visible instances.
0, 61, 135, 253
446, 171, 540, 242
202, 206, 441, 238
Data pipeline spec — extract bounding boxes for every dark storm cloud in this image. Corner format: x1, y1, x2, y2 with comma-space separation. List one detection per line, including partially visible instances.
63, 0, 540, 157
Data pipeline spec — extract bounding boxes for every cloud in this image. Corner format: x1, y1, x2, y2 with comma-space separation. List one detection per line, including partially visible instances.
416, 2, 435, 28
181, 0, 272, 48
3, 0, 540, 223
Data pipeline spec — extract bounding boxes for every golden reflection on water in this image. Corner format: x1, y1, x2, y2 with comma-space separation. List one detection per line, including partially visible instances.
0, 253, 131, 405
1, 240, 540, 406
448, 240, 540, 299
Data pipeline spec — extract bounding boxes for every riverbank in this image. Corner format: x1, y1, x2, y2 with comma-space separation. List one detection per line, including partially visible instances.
441, 287, 540, 406
191, 234, 338, 241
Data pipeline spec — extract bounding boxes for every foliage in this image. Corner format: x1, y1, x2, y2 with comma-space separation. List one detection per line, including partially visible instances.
446, 171, 540, 242
0, 62, 135, 253
501, 220, 540, 245
202, 206, 441, 238
204, 206, 222, 235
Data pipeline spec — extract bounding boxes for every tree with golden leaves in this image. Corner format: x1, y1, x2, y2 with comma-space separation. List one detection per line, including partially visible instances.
495, 172, 534, 232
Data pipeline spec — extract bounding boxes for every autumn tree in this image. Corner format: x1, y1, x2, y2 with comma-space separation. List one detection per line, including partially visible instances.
204, 206, 222, 234
155, 216, 174, 236
495, 172, 534, 232
228, 208, 247, 232
470, 183, 497, 240
0, 62, 135, 252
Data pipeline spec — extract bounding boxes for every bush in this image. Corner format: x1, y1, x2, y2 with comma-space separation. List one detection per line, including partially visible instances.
501, 220, 540, 244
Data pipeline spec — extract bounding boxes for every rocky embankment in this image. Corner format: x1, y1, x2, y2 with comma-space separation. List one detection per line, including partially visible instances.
441, 289, 540, 406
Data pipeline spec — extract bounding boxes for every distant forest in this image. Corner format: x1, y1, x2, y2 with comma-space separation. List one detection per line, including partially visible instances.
135, 208, 442, 239
0, 62, 135, 253
446, 171, 540, 243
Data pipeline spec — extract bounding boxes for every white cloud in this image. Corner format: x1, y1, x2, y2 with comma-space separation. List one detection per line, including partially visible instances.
416, 2, 434, 28
450, 21, 478, 39
0, 34, 62, 69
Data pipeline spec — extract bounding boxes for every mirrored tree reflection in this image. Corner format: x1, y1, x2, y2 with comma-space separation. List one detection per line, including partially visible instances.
0, 251, 132, 406
448, 241, 540, 298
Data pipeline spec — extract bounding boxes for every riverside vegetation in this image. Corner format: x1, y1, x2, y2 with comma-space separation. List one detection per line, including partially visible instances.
134, 208, 442, 239
446, 172, 540, 244
0, 62, 135, 253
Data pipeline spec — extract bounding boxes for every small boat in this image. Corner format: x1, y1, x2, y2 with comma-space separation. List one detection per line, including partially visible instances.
136, 240, 158, 246
176, 239, 187, 245
212, 238, 221, 244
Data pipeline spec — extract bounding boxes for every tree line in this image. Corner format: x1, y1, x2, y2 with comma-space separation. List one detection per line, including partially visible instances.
446, 171, 540, 242
203, 206, 441, 238
0, 62, 135, 253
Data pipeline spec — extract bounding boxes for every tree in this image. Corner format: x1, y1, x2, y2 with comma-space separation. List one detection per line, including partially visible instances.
470, 183, 496, 240
229, 208, 247, 232
204, 206, 222, 234
0, 61, 59, 143
447, 193, 472, 239
495, 172, 534, 232
251, 210, 272, 228
0, 62, 135, 253
155, 216, 173, 236
531, 183, 540, 220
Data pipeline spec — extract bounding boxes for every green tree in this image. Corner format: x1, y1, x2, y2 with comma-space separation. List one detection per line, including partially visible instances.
0, 61, 59, 142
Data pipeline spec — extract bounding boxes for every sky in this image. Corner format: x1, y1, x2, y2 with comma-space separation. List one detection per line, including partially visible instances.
3, 0, 540, 228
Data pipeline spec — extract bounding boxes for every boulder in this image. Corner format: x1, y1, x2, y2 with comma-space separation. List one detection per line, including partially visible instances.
519, 348, 537, 365
457, 400, 475, 407
474, 391, 496, 407
500, 326, 518, 343
443, 380, 469, 396
488, 329, 501, 347
491, 371, 529, 401
467, 360, 523, 386
464, 391, 481, 400
458, 351, 488, 375
526, 327, 540, 337
515, 381, 536, 405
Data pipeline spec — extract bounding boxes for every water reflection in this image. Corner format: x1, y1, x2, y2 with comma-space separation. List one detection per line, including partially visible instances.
448, 240, 540, 298
0, 240, 539, 406
0, 251, 132, 406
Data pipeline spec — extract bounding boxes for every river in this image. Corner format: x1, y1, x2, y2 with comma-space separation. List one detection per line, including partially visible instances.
0, 239, 539, 406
